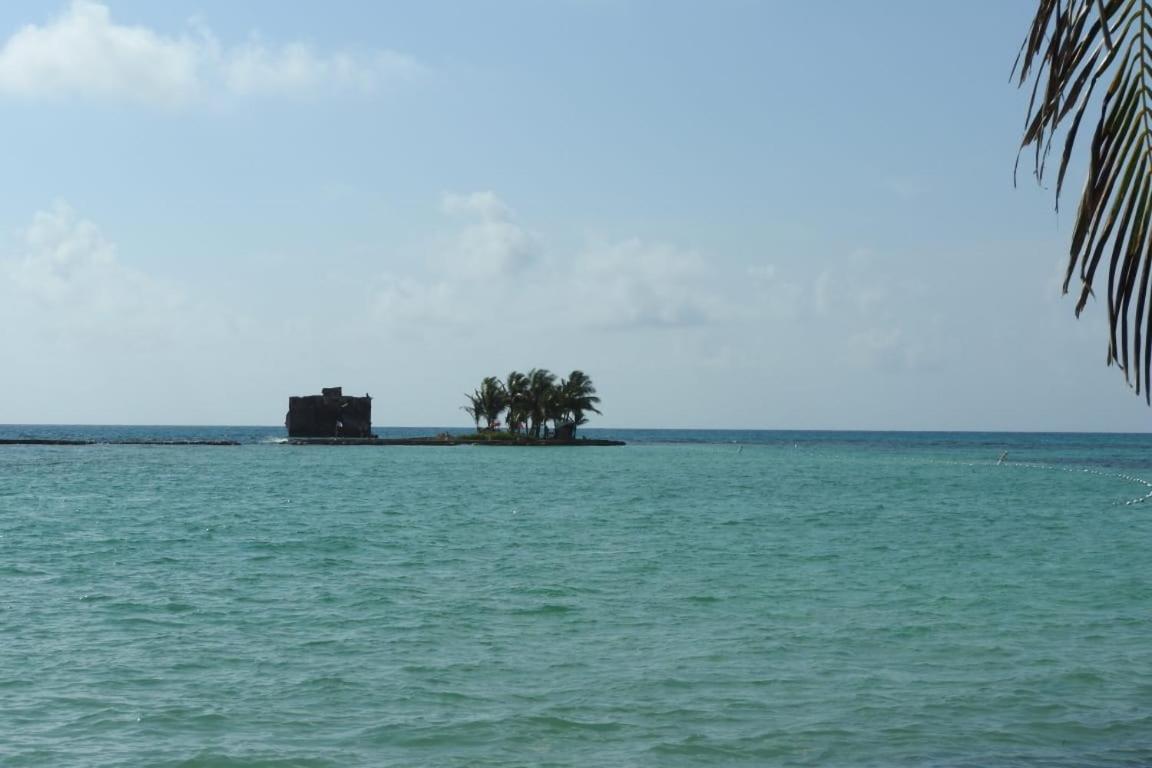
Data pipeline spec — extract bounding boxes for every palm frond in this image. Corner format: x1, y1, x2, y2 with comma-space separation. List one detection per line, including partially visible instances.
1017, 0, 1152, 401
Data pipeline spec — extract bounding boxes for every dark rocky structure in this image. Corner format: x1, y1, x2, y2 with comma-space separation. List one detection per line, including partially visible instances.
286, 387, 374, 438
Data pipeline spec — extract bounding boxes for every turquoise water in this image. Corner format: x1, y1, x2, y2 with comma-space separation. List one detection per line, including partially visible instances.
3, 428, 1152, 766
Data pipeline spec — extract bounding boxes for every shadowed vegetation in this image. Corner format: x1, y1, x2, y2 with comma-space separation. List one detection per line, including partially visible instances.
462, 369, 601, 439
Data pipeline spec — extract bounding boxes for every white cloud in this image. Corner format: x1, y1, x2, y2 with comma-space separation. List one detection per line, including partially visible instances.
808, 251, 942, 373
373, 192, 725, 332
433, 192, 540, 279
221, 39, 422, 97
372, 275, 461, 328
317, 192, 987, 424
569, 238, 716, 328
0, 1, 423, 105
0, 203, 286, 424
442, 191, 513, 221
0, 202, 349, 423
847, 326, 916, 372
1, 202, 184, 335
0, 197, 1129, 430
747, 262, 804, 319
0, 1, 198, 104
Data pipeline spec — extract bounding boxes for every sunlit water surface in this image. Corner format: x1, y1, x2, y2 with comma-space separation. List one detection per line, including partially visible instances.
2, 427, 1151, 766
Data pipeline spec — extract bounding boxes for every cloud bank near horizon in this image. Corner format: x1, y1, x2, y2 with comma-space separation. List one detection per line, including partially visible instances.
0, 191, 1132, 430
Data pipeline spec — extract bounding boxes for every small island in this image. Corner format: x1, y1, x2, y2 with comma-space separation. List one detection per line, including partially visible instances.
288, 369, 624, 446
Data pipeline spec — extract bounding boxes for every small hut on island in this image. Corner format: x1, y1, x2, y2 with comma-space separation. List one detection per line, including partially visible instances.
285, 387, 374, 438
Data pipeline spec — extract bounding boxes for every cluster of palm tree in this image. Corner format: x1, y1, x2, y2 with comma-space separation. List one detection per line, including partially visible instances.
462, 369, 601, 438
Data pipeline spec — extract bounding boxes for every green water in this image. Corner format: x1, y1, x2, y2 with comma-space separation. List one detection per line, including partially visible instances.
3, 432, 1151, 766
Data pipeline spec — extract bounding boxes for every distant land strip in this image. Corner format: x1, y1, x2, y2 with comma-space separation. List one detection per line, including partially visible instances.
0, 439, 241, 446
288, 437, 625, 447
0, 437, 625, 447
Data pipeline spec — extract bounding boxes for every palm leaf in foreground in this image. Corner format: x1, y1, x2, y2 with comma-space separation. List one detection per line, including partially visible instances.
1017, 0, 1152, 401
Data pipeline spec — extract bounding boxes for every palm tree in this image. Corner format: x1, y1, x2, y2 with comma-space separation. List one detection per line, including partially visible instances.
504, 371, 529, 435
559, 370, 601, 433
524, 368, 557, 439
461, 391, 481, 431
1017, 1, 1152, 401
543, 383, 566, 437
476, 376, 507, 431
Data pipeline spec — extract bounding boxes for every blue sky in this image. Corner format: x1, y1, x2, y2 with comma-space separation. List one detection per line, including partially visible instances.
0, 0, 1145, 430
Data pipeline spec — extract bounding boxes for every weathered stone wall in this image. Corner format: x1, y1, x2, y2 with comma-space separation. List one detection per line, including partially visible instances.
285, 389, 373, 438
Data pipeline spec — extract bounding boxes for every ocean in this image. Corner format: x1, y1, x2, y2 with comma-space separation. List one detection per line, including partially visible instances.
2, 427, 1151, 767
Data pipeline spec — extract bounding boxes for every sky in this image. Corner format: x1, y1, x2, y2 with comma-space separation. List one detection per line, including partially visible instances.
0, 0, 1146, 431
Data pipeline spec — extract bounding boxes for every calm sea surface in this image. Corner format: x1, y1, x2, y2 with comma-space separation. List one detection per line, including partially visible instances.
2, 427, 1151, 767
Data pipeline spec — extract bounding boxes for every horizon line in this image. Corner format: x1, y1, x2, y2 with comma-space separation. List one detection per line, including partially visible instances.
2, 423, 1151, 436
